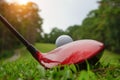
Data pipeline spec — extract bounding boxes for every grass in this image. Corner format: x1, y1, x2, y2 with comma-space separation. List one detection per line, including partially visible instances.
0, 43, 120, 80
100, 50, 120, 67
35, 43, 56, 53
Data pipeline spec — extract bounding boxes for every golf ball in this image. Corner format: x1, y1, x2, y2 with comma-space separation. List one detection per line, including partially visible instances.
55, 35, 73, 47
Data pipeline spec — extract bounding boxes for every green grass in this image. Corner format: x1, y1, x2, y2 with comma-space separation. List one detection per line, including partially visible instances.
0, 43, 120, 80
35, 43, 56, 53
100, 50, 120, 67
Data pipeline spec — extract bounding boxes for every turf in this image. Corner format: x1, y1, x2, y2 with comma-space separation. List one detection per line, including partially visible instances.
0, 43, 120, 80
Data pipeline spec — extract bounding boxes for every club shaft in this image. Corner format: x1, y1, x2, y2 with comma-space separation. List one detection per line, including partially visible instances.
0, 14, 43, 65
0, 14, 30, 47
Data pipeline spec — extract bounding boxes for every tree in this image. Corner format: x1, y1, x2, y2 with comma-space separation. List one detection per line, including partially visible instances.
44, 27, 66, 43
66, 0, 120, 53
91, 0, 120, 52
0, 1, 43, 54
66, 25, 80, 40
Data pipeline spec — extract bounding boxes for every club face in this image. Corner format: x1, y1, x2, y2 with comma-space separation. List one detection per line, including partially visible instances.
38, 39, 104, 68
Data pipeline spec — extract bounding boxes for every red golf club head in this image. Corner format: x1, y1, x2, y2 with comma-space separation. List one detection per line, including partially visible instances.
35, 40, 104, 68
0, 15, 104, 69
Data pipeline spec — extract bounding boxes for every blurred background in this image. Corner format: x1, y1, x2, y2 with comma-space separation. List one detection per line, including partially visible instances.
0, 0, 120, 58
0, 0, 120, 80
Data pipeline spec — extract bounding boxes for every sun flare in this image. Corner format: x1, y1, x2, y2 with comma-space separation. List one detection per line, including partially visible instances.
14, 0, 29, 5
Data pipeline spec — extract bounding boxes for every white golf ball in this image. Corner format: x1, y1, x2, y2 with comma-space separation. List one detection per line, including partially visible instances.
55, 35, 73, 47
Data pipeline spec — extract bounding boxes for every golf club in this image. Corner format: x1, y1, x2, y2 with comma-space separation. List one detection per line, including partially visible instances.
0, 14, 104, 69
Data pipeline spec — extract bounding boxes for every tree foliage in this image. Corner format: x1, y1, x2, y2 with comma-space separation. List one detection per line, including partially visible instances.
43, 27, 66, 43
65, 0, 120, 53
0, 1, 42, 53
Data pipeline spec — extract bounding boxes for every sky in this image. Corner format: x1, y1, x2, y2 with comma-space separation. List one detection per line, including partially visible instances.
6, 0, 99, 33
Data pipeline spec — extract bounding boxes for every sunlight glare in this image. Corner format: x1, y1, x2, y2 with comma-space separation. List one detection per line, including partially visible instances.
14, 0, 29, 5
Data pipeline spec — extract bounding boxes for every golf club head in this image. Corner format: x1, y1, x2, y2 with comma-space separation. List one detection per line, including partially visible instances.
36, 40, 104, 69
